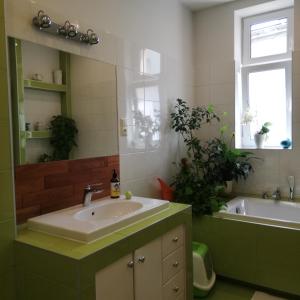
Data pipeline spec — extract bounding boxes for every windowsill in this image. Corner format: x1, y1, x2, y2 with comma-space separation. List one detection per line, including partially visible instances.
237, 146, 292, 150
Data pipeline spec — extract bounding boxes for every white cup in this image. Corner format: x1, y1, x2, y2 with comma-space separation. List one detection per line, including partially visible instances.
53, 70, 63, 85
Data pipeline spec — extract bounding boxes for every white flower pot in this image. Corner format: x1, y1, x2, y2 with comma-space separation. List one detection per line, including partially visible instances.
224, 180, 233, 194
254, 133, 265, 149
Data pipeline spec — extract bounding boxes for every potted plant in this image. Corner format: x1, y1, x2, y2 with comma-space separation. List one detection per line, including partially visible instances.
39, 115, 78, 162
170, 99, 257, 215
170, 99, 225, 215
202, 131, 256, 194
254, 122, 271, 148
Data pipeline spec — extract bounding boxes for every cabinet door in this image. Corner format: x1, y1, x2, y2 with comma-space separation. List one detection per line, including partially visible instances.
95, 253, 134, 300
134, 237, 162, 300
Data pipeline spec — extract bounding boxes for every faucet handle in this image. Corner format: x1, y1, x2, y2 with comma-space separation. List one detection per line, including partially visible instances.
272, 187, 281, 200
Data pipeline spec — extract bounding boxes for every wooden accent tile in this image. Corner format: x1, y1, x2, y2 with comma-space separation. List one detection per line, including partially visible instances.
15, 160, 68, 180
69, 157, 107, 172
22, 186, 73, 208
17, 205, 41, 224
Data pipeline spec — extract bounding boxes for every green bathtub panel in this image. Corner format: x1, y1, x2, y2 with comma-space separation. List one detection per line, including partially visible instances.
193, 217, 257, 283
15, 243, 79, 288
0, 219, 15, 272
20, 271, 78, 300
0, 170, 15, 222
255, 225, 300, 295
193, 216, 300, 296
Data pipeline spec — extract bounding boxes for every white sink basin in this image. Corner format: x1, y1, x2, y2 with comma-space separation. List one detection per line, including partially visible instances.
27, 196, 169, 243
75, 201, 143, 221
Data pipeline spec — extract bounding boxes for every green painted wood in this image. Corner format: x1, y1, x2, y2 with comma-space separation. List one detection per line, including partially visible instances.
24, 130, 51, 139
59, 52, 72, 117
0, 2, 17, 299
193, 215, 300, 297
24, 79, 67, 92
9, 38, 26, 165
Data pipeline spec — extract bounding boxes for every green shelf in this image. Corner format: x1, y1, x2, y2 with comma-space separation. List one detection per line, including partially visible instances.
24, 79, 67, 93
24, 130, 51, 139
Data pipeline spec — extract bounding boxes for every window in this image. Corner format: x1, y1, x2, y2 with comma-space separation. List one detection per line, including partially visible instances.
238, 8, 293, 148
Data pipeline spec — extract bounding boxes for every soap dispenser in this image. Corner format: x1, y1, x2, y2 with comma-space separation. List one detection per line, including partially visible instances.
110, 169, 120, 199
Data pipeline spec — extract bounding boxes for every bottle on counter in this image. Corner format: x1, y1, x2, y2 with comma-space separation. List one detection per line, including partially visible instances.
110, 169, 120, 199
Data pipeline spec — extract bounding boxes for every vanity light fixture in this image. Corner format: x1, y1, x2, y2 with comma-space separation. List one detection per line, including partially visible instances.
58, 20, 78, 39
32, 10, 52, 29
32, 10, 100, 45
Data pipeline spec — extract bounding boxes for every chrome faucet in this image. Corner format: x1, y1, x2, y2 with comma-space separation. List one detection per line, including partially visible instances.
83, 183, 104, 207
271, 188, 281, 201
288, 176, 295, 201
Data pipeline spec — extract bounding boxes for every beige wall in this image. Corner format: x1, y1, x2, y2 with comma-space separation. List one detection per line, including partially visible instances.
5, 0, 194, 197
193, 0, 300, 197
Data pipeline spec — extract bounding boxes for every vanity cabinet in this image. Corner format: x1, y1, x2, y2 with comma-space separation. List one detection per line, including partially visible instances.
15, 203, 192, 300
95, 225, 186, 300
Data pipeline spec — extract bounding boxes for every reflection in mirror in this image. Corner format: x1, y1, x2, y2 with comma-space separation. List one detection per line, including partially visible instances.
8, 39, 118, 165
125, 48, 162, 151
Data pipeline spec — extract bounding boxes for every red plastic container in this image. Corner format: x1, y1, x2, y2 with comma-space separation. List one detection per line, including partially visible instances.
157, 178, 174, 201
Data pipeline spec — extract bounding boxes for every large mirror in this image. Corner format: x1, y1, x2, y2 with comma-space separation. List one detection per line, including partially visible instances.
8, 39, 118, 165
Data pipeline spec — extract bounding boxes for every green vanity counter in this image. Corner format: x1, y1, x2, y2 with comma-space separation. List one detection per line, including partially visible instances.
15, 203, 192, 300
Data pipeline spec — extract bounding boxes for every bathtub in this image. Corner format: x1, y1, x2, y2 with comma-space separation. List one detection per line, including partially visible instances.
214, 196, 300, 230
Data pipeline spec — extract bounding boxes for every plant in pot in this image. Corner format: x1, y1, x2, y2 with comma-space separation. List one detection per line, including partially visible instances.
202, 128, 257, 194
254, 122, 271, 149
39, 115, 78, 162
170, 99, 226, 215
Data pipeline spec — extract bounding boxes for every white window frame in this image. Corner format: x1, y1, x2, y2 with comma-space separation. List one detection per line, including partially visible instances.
241, 61, 292, 147
240, 8, 293, 149
243, 8, 293, 66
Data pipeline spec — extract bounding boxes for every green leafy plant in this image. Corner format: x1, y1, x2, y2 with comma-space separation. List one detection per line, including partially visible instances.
202, 134, 256, 183
50, 115, 78, 160
48, 115, 78, 161
170, 99, 225, 215
257, 122, 271, 135
170, 99, 257, 215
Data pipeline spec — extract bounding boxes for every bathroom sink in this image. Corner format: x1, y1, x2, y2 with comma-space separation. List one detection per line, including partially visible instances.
27, 196, 169, 243
74, 201, 143, 221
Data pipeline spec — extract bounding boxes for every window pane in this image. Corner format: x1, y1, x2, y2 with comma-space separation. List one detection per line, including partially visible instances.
248, 68, 289, 147
251, 18, 287, 58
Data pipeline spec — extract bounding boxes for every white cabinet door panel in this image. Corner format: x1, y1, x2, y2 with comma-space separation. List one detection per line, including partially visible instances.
134, 237, 162, 300
95, 253, 134, 300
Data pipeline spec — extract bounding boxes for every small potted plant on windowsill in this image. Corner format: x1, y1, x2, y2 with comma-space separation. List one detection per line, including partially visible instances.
254, 122, 271, 149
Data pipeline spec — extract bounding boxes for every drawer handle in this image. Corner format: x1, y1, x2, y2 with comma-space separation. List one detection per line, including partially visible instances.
173, 261, 179, 267
138, 256, 146, 263
172, 237, 179, 242
173, 286, 180, 293
127, 261, 134, 268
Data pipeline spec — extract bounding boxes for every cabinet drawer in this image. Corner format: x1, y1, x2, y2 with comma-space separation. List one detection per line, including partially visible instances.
163, 269, 185, 300
163, 246, 185, 283
162, 225, 184, 257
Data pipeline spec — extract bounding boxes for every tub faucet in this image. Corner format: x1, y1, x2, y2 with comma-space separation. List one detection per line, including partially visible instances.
271, 188, 281, 201
288, 176, 295, 201
83, 183, 104, 207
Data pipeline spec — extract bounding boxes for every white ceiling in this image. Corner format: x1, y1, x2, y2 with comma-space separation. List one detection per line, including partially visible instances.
181, 0, 235, 11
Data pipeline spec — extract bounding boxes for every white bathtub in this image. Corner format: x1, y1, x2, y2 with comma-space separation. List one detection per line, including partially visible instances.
214, 196, 300, 229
